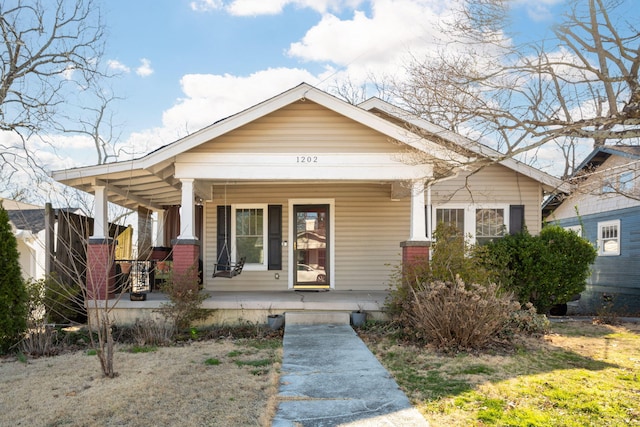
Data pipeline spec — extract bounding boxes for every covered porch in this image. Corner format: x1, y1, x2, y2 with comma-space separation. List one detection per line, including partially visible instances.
51, 84, 475, 323
97, 289, 390, 325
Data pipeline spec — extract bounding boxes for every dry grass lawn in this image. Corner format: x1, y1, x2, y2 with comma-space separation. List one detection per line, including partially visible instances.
0, 339, 281, 427
362, 319, 640, 426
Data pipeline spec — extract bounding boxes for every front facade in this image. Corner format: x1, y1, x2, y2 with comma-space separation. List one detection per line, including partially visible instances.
547, 146, 640, 315
52, 84, 565, 301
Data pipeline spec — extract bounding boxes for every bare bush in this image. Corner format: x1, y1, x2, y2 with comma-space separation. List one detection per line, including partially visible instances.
399, 276, 520, 351
131, 318, 174, 347
156, 267, 210, 334
19, 325, 58, 357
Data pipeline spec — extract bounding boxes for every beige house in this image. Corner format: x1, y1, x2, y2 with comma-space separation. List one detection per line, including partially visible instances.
52, 83, 566, 307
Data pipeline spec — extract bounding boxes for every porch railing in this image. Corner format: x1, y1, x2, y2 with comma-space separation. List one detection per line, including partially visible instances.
115, 260, 172, 293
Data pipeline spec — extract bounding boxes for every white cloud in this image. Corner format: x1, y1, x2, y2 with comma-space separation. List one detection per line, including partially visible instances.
190, 0, 223, 12
160, 67, 317, 137
287, 0, 459, 84
190, 0, 363, 15
61, 65, 76, 80
136, 58, 154, 77
107, 59, 131, 73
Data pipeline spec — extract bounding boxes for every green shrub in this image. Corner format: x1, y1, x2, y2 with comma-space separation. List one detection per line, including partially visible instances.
504, 302, 551, 336
429, 223, 495, 285
398, 277, 520, 351
156, 266, 210, 333
386, 223, 494, 316
0, 204, 28, 353
43, 274, 83, 324
485, 226, 597, 313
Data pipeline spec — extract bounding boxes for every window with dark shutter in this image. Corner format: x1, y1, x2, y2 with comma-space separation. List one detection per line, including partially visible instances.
216, 205, 231, 271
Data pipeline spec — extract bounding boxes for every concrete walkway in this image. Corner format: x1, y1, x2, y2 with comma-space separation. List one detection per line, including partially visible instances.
273, 319, 429, 426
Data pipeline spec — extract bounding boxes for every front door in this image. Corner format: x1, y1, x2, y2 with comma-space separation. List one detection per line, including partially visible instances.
293, 204, 329, 289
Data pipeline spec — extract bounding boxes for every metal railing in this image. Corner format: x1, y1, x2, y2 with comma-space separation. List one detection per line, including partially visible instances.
115, 260, 165, 293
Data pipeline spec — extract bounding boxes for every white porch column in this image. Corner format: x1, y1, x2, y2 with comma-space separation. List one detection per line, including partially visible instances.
91, 185, 108, 239
155, 209, 166, 246
426, 183, 432, 241
409, 180, 427, 241
177, 178, 197, 240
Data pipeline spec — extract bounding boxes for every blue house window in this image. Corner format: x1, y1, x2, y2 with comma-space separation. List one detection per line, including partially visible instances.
598, 220, 620, 256
619, 172, 634, 192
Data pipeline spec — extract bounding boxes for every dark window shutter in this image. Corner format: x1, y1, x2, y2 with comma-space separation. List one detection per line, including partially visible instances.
216, 205, 231, 270
509, 205, 525, 234
425, 205, 429, 238
268, 205, 282, 270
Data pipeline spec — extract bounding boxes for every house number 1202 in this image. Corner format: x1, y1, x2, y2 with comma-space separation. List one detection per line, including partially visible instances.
297, 156, 318, 163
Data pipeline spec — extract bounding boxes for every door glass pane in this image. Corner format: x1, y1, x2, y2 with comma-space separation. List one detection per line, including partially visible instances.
295, 205, 328, 285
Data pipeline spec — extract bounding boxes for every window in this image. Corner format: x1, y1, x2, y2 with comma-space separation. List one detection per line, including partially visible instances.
433, 205, 507, 244
475, 208, 505, 245
620, 172, 634, 192
232, 205, 267, 268
603, 171, 634, 194
598, 220, 620, 256
564, 225, 583, 237
435, 208, 465, 234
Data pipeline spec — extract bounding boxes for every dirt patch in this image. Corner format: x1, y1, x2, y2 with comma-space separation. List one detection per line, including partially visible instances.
0, 339, 280, 426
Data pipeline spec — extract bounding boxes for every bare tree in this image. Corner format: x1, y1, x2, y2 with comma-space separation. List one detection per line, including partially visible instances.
56, 87, 124, 165
391, 0, 640, 178
0, 0, 108, 188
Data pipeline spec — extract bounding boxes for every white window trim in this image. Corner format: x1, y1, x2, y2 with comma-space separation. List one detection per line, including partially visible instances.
431, 204, 509, 243
231, 204, 268, 271
597, 219, 621, 256
564, 225, 583, 237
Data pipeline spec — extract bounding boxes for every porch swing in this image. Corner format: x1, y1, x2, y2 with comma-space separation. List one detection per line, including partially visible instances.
212, 239, 246, 278
212, 185, 246, 279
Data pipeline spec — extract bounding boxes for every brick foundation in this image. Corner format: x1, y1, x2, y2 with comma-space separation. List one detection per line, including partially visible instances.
87, 238, 116, 300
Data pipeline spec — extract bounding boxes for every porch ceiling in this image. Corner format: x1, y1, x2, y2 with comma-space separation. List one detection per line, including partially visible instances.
53, 163, 410, 211
53, 163, 184, 211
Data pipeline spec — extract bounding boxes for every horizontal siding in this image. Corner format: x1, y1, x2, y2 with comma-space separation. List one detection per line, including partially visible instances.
204, 183, 409, 292
552, 154, 640, 220
553, 207, 640, 314
430, 164, 542, 234
188, 100, 403, 154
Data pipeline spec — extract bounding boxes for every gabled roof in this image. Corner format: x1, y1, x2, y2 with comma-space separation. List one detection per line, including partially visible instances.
358, 97, 569, 193
573, 145, 640, 173
52, 83, 566, 210
543, 145, 640, 218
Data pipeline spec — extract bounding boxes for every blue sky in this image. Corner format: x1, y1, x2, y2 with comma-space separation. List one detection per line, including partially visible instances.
13, 0, 573, 177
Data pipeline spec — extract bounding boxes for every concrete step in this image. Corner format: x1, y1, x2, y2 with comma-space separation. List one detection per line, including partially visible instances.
285, 311, 350, 325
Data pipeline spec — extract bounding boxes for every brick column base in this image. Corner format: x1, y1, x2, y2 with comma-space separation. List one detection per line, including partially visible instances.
171, 239, 201, 292
400, 240, 431, 276
87, 238, 116, 300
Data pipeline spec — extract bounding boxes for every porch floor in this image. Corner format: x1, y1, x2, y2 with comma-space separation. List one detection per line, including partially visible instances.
101, 290, 390, 325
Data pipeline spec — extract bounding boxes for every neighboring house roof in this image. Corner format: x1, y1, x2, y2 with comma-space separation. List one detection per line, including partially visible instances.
7, 209, 46, 234
51, 82, 567, 210
358, 97, 569, 194
0, 198, 41, 211
573, 145, 640, 172
544, 145, 640, 219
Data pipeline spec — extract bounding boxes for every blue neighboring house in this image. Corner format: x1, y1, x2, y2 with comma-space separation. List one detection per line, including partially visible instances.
546, 145, 640, 315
